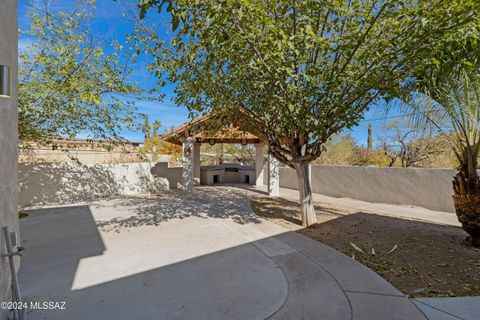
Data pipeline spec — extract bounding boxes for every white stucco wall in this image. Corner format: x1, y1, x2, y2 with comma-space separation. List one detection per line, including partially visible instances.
310, 165, 456, 212
150, 162, 184, 189
19, 162, 169, 208
19, 148, 173, 164
0, 1, 19, 316
266, 165, 457, 213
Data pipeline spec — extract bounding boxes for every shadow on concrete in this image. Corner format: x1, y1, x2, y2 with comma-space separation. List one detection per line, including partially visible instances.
18, 191, 429, 320
19, 206, 105, 305
18, 203, 288, 320
94, 186, 264, 232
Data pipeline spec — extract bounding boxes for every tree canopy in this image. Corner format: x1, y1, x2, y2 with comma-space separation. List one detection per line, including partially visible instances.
19, 0, 157, 145
138, 0, 478, 225
138, 0, 470, 166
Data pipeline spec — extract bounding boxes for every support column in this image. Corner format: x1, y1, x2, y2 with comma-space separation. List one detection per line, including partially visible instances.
182, 137, 195, 196
193, 143, 201, 185
255, 143, 264, 187
268, 154, 279, 196
308, 164, 312, 188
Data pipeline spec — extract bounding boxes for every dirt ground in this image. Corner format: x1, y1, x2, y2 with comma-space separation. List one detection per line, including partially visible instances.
250, 196, 480, 298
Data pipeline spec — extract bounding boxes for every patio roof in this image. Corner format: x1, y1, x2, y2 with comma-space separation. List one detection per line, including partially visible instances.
161, 112, 265, 146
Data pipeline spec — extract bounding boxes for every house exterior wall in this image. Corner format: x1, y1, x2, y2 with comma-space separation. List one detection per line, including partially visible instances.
0, 1, 19, 317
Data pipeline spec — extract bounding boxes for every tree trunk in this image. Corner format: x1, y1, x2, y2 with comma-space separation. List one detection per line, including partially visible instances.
452, 145, 480, 246
294, 163, 317, 227
453, 182, 480, 247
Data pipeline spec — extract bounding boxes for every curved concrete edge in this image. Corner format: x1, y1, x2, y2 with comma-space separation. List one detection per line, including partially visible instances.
414, 297, 480, 320
268, 231, 428, 320
274, 232, 403, 296
231, 184, 429, 319
266, 251, 351, 320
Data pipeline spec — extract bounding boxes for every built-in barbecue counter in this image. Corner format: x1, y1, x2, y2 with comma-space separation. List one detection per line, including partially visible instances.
200, 163, 256, 185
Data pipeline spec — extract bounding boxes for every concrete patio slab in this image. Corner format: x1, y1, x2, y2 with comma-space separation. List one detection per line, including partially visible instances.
414, 297, 480, 320
19, 193, 287, 320
413, 301, 463, 320
347, 292, 427, 320
275, 231, 404, 296
18, 185, 427, 320
269, 251, 351, 320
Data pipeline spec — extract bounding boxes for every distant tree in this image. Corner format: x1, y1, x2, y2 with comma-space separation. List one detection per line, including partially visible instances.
226, 144, 256, 165
377, 121, 447, 168
315, 134, 359, 166
137, 0, 456, 226
314, 134, 392, 167
152, 120, 161, 137
202, 143, 256, 165
19, 0, 157, 145
143, 115, 151, 140
140, 118, 182, 162
140, 136, 182, 161
367, 124, 373, 152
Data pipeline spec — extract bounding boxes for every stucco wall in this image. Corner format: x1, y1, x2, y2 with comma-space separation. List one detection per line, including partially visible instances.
310, 166, 455, 212
266, 165, 456, 212
263, 166, 299, 189
19, 162, 169, 208
151, 162, 184, 189
19, 148, 174, 164
0, 1, 19, 317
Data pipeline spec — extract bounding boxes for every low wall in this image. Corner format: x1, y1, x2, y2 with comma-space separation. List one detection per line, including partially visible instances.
19, 162, 169, 208
267, 165, 457, 213
20, 161, 459, 212
312, 166, 456, 212
151, 162, 183, 189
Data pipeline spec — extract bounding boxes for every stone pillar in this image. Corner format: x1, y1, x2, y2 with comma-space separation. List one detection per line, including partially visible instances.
268, 154, 279, 196
255, 143, 264, 187
182, 137, 195, 196
193, 142, 201, 185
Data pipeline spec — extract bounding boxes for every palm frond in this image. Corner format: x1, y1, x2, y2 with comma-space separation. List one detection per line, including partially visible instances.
402, 68, 480, 194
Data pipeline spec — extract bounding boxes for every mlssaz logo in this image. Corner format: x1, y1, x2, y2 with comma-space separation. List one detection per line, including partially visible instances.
29, 301, 67, 310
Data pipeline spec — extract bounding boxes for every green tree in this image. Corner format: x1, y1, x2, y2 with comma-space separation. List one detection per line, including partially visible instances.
19, 0, 156, 145
138, 0, 470, 226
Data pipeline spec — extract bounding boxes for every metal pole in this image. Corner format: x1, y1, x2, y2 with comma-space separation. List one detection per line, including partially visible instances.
2, 226, 26, 320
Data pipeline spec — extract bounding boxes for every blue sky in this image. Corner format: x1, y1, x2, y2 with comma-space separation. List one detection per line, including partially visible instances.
19, 0, 190, 142
18, 0, 403, 146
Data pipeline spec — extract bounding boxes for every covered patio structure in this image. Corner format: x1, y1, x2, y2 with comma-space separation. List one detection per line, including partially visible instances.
161, 113, 280, 196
